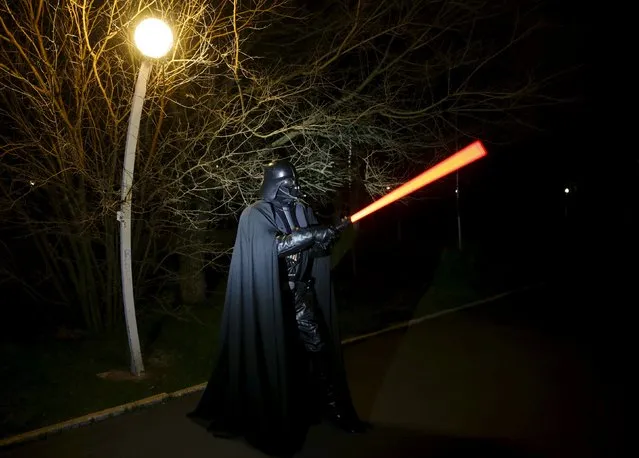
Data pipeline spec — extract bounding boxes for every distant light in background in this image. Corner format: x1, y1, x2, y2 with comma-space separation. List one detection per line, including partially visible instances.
564, 187, 570, 194
29, 181, 35, 186
386, 186, 391, 190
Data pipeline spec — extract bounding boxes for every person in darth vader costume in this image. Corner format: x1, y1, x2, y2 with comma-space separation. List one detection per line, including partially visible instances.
188, 160, 368, 456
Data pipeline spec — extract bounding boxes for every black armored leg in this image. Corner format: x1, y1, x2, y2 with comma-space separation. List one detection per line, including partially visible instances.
293, 281, 369, 434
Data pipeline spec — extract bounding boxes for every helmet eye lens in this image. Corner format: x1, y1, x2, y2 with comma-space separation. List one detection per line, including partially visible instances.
280, 178, 300, 198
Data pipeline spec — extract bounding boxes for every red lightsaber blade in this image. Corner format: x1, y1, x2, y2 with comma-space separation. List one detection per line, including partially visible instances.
349, 140, 487, 223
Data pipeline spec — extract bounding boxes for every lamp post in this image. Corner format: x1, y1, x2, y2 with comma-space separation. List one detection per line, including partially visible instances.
117, 18, 174, 376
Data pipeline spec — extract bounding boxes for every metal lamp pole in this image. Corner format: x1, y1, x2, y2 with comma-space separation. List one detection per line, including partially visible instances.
117, 18, 174, 376
117, 59, 153, 376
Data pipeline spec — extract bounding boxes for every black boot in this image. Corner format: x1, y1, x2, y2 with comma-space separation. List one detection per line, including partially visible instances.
312, 351, 369, 434
323, 380, 369, 434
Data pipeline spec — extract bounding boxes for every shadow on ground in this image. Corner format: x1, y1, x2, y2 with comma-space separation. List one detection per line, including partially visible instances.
299, 423, 542, 458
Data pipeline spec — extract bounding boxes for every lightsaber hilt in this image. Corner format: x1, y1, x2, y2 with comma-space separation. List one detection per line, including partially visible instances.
335, 216, 352, 232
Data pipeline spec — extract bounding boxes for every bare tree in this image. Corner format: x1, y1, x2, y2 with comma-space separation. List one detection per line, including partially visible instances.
0, 0, 569, 330
0, 0, 285, 329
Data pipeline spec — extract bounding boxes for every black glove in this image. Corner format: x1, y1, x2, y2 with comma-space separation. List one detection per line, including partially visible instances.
311, 218, 351, 256
276, 225, 338, 257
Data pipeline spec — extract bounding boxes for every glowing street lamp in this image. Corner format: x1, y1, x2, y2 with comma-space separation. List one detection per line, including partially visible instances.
117, 18, 174, 376
134, 18, 174, 59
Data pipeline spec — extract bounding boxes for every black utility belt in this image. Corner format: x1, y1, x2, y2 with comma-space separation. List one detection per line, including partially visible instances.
288, 279, 314, 290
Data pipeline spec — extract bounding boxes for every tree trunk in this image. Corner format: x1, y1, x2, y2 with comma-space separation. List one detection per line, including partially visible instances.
177, 198, 210, 306
179, 250, 207, 306
349, 175, 366, 278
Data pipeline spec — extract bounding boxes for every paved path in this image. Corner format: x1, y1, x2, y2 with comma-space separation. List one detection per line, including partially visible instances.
0, 286, 622, 457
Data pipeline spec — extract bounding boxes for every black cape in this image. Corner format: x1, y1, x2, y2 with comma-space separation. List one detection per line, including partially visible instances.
189, 200, 354, 456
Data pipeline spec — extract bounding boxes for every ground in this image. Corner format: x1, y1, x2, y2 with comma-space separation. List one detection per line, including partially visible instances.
0, 283, 624, 458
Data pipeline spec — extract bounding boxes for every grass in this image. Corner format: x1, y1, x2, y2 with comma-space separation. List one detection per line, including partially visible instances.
336, 248, 480, 338
0, 305, 222, 439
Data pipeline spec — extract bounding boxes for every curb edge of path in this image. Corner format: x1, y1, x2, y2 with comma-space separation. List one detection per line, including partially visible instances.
0, 284, 539, 450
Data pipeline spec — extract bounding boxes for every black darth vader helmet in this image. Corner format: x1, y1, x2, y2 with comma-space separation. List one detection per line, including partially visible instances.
260, 160, 301, 203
